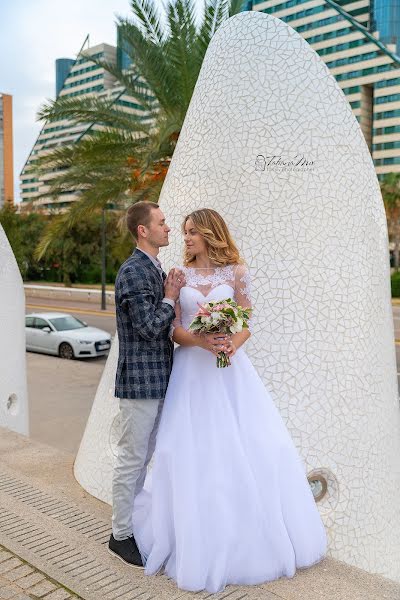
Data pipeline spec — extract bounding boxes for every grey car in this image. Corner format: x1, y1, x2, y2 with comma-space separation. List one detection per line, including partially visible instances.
25, 312, 111, 359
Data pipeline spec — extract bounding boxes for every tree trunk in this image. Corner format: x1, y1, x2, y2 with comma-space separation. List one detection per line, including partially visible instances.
63, 271, 71, 287
394, 235, 400, 272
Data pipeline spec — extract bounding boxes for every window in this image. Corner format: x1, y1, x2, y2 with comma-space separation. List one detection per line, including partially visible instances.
63, 73, 103, 89
318, 39, 365, 58
34, 318, 51, 330
375, 108, 400, 120
49, 316, 86, 331
336, 63, 393, 82
307, 27, 353, 44
375, 156, 400, 165
375, 93, 400, 104
73, 51, 104, 67
326, 51, 379, 69
343, 86, 360, 94
265, 0, 315, 15
62, 84, 104, 98
376, 77, 400, 89
285, 5, 326, 23
374, 125, 400, 135
25, 317, 34, 328
373, 141, 400, 151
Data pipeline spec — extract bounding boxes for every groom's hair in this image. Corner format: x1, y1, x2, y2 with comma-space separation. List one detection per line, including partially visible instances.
127, 201, 159, 241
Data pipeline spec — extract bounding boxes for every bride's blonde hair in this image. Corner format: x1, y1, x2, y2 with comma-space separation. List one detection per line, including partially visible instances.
182, 208, 244, 267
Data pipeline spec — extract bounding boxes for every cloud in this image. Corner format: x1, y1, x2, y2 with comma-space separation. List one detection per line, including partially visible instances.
0, 0, 132, 202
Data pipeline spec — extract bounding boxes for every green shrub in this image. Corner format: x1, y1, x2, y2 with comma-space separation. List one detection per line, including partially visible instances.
391, 272, 400, 297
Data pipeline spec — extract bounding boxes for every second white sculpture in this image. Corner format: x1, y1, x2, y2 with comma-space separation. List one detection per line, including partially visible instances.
0, 225, 29, 436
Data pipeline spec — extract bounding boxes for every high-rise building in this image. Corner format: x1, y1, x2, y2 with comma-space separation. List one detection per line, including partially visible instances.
0, 93, 14, 207
20, 39, 140, 212
251, 0, 400, 176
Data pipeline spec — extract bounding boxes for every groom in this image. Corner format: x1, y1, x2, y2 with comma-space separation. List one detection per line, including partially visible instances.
108, 201, 185, 567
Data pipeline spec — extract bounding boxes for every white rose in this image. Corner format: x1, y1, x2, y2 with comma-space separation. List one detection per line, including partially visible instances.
201, 316, 212, 325
230, 318, 243, 334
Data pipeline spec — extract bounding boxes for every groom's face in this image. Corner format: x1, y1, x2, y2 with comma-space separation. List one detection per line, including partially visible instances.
146, 207, 171, 249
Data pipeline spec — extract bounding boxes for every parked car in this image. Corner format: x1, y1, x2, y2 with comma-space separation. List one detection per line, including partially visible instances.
25, 312, 111, 359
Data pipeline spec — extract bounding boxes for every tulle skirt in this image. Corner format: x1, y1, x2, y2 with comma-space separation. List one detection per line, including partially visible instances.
132, 345, 327, 593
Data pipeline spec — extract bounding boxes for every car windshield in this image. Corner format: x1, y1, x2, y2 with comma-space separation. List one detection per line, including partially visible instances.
49, 316, 87, 331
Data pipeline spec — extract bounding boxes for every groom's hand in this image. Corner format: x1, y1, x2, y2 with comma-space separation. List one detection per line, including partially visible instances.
164, 268, 186, 302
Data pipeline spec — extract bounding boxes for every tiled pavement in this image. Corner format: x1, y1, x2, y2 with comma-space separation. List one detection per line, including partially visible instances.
0, 427, 400, 600
0, 546, 81, 600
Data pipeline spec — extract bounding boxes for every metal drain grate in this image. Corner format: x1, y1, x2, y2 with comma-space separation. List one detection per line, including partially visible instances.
0, 507, 149, 600
0, 471, 110, 543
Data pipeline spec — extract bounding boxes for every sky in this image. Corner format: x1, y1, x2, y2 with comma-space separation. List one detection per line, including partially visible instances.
0, 0, 133, 202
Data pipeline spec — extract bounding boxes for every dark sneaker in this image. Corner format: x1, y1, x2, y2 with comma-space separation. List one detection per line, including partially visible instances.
108, 534, 144, 568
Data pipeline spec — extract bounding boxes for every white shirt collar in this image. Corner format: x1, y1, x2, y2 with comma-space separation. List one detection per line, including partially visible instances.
136, 247, 162, 270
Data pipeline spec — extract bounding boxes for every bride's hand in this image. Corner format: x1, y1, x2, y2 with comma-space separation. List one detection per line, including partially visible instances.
197, 333, 230, 356
224, 339, 237, 358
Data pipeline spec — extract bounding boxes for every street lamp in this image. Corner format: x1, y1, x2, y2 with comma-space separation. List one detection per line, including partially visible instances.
101, 208, 106, 310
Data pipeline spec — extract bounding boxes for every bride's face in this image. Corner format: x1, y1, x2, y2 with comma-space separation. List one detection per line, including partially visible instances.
184, 218, 207, 257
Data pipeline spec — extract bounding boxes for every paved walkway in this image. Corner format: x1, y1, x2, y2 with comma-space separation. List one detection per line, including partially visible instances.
0, 546, 81, 600
0, 427, 399, 600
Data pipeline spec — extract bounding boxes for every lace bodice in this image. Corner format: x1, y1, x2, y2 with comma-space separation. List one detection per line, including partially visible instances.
172, 264, 253, 332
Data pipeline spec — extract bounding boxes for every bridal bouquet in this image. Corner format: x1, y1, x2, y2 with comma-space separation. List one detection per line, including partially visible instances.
189, 298, 252, 368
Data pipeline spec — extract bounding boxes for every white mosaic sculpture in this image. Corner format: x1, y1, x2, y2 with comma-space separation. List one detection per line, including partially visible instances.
0, 225, 29, 436
74, 335, 119, 502
74, 11, 400, 582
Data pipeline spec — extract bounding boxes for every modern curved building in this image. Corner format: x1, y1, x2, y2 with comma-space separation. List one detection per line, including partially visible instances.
19, 36, 141, 213
251, 0, 400, 176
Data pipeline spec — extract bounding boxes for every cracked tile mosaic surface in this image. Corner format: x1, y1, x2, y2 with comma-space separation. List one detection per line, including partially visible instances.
0, 225, 28, 436
74, 12, 400, 582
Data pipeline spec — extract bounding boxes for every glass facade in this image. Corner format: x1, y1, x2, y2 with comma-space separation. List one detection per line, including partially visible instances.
55, 58, 74, 97
371, 0, 400, 51
117, 26, 132, 71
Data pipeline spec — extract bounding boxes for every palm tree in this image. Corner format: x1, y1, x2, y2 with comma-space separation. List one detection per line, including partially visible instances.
35, 0, 245, 258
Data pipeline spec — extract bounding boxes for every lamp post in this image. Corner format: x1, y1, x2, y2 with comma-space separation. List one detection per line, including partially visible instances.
101, 208, 106, 310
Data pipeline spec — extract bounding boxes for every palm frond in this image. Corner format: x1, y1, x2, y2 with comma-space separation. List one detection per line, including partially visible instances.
127, 0, 166, 44
198, 0, 226, 49
83, 52, 159, 117
166, 0, 201, 109
37, 95, 150, 133
35, 130, 148, 201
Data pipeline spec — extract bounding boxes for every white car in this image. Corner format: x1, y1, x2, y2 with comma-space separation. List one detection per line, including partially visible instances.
25, 312, 111, 359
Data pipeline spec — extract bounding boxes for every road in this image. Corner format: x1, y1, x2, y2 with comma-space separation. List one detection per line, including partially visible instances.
25, 296, 115, 454
24, 295, 400, 455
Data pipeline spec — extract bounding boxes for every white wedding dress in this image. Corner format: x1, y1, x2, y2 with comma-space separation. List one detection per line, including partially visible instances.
132, 264, 327, 593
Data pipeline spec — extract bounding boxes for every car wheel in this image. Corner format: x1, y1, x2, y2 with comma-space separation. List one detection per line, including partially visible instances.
59, 342, 74, 360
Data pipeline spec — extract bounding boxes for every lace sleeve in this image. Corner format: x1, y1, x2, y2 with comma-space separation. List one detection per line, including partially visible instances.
234, 264, 254, 331
170, 298, 182, 339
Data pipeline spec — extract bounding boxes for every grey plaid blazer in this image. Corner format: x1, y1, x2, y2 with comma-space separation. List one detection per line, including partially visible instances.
114, 249, 175, 400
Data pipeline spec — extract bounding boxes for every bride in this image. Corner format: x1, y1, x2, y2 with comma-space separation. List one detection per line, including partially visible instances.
132, 208, 327, 593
